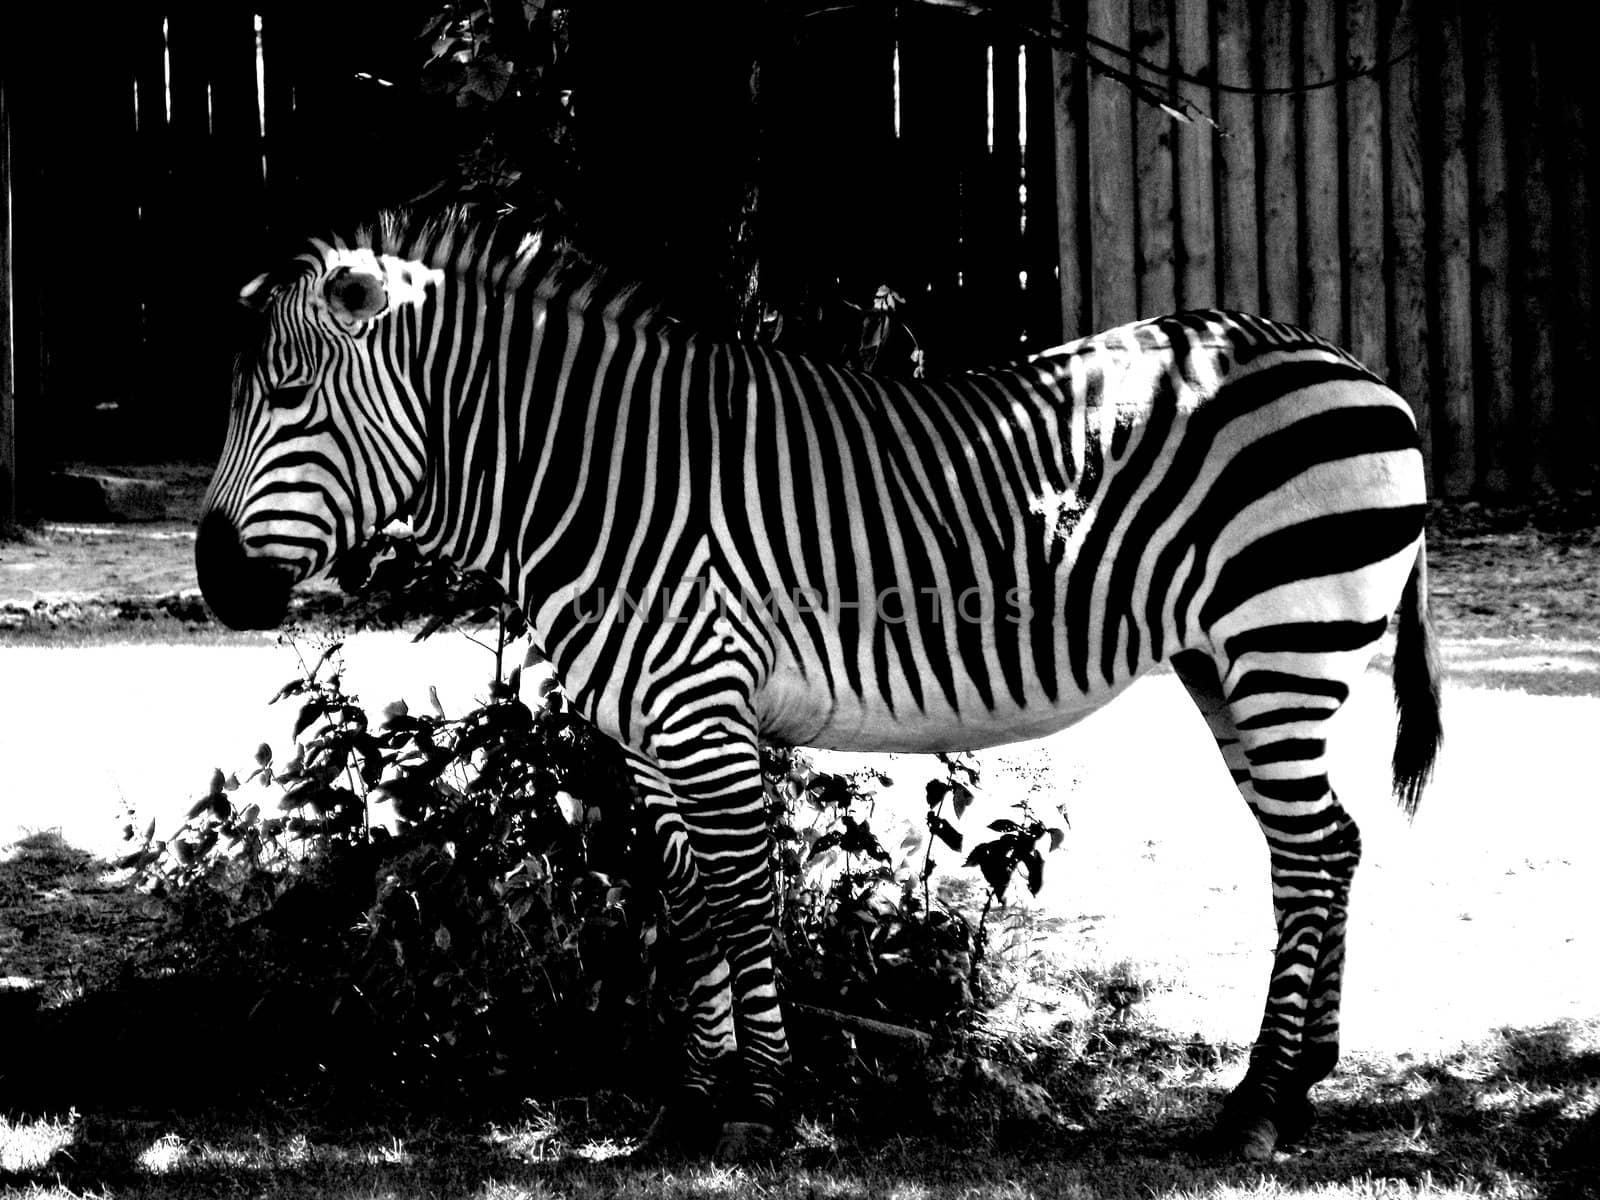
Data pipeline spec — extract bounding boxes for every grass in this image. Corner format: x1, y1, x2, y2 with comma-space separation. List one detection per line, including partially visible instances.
2, 843, 1596, 1200
2, 1015, 1596, 1197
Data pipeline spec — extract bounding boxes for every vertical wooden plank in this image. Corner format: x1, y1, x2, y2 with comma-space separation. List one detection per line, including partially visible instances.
1469, 3, 1512, 494
951, 23, 995, 361
1173, 0, 1216, 309
1213, 0, 1258, 312
1383, 0, 1432, 486
1433, 6, 1475, 497
1301, 1, 1339, 338
1088, 0, 1137, 328
772, 2, 895, 345
1257, 0, 1298, 323
897, 6, 972, 365
985, 24, 1024, 356
211, 8, 264, 269
1546, 30, 1596, 491
4, 5, 48, 507
1511, 24, 1555, 493
1132, 0, 1176, 317
132, 7, 172, 420
93, 6, 146, 441
1040, 0, 1081, 341
0, 65, 13, 526
259, 8, 301, 232
1343, 0, 1385, 372
163, 1, 216, 440
35, 6, 138, 454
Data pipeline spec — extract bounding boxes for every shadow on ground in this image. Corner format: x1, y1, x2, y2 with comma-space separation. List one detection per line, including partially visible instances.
4, 982, 1596, 1197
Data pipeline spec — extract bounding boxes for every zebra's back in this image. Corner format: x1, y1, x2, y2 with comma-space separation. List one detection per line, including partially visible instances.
723, 311, 1426, 752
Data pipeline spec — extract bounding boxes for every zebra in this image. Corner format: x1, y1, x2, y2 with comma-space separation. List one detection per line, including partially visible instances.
197, 207, 1442, 1161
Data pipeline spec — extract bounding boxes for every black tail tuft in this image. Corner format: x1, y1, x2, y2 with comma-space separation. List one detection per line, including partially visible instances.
1392, 540, 1443, 818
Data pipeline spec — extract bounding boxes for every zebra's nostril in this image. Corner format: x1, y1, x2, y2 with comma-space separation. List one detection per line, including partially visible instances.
195, 510, 295, 630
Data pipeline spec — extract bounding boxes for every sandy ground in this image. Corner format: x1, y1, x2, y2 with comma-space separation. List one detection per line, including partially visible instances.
0, 623, 1595, 1062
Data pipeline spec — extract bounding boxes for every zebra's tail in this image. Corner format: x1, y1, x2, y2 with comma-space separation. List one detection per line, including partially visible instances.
1391, 538, 1443, 818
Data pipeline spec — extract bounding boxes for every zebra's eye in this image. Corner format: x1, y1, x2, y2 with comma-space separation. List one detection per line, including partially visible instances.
267, 384, 313, 410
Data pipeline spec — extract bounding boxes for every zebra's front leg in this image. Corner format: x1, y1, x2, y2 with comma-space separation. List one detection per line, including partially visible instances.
626, 754, 737, 1155
653, 726, 790, 1158
633, 729, 790, 1158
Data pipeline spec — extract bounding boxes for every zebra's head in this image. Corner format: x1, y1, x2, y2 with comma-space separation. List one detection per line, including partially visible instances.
197, 242, 431, 629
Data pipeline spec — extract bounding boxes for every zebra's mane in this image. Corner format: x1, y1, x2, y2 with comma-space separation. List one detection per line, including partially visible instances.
326, 204, 668, 329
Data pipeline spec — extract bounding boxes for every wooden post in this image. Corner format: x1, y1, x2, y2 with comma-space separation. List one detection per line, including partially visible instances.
1173, 0, 1215, 309
1548, 31, 1596, 492
259, 8, 302, 231
1041, 0, 1082, 341
0, 66, 13, 528
1088, 0, 1137, 328
1214, 0, 1258, 312
1511, 24, 1555, 494
1132, 0, 1175, 318
3, 7, 45, 513
132, 5, 170, 418
1343, 0, 1385, 373
1433, 6, 1475, 497
1470, 4, 1512, 495
1257, 0, 1298, 323
1301, 1, 1339, 339
897, 5, 977, 365
1384, 0, 1432, 487
985, 24, 1023, 357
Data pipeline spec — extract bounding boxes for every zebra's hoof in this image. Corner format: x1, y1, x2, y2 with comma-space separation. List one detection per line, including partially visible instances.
713, 1120, 781, 1162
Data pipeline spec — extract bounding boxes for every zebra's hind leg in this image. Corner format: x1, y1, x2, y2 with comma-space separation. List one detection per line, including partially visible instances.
1171, 649, 1362, 1161
625, 753, 738, 1155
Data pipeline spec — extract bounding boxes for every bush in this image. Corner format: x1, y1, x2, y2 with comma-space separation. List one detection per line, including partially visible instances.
126, 561, 1067, 1115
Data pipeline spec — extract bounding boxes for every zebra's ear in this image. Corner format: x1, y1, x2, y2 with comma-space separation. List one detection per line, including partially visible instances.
323, 265, 388, 327
238, 272, 272, 312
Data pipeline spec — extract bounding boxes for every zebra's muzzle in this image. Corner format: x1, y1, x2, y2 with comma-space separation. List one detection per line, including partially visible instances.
196, 510, 297, 630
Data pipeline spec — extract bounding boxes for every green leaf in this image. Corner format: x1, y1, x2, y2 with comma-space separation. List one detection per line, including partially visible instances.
928, 814, 963, 852
293, 700, 326, 739
949, 781, 974, 819
255, 742, 273, 767
1025, 848, 1045, 896
312, 641, 345, 676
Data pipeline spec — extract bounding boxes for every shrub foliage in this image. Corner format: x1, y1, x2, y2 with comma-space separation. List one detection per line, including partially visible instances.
127, 558, 1065, 1110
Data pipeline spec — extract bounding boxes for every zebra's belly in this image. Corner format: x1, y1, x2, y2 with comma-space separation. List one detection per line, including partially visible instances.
753, 660, 1145, 753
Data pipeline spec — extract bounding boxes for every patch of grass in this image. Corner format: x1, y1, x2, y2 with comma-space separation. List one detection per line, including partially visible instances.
0, 832, 160, 1005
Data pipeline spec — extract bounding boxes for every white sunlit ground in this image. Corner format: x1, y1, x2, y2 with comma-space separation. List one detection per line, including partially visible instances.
1, 630, 1596, 1063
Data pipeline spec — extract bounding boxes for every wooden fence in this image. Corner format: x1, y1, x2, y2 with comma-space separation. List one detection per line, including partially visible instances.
769, 0, 1597, 498
0, 0, 441, 513
1, 0, 1596, 516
